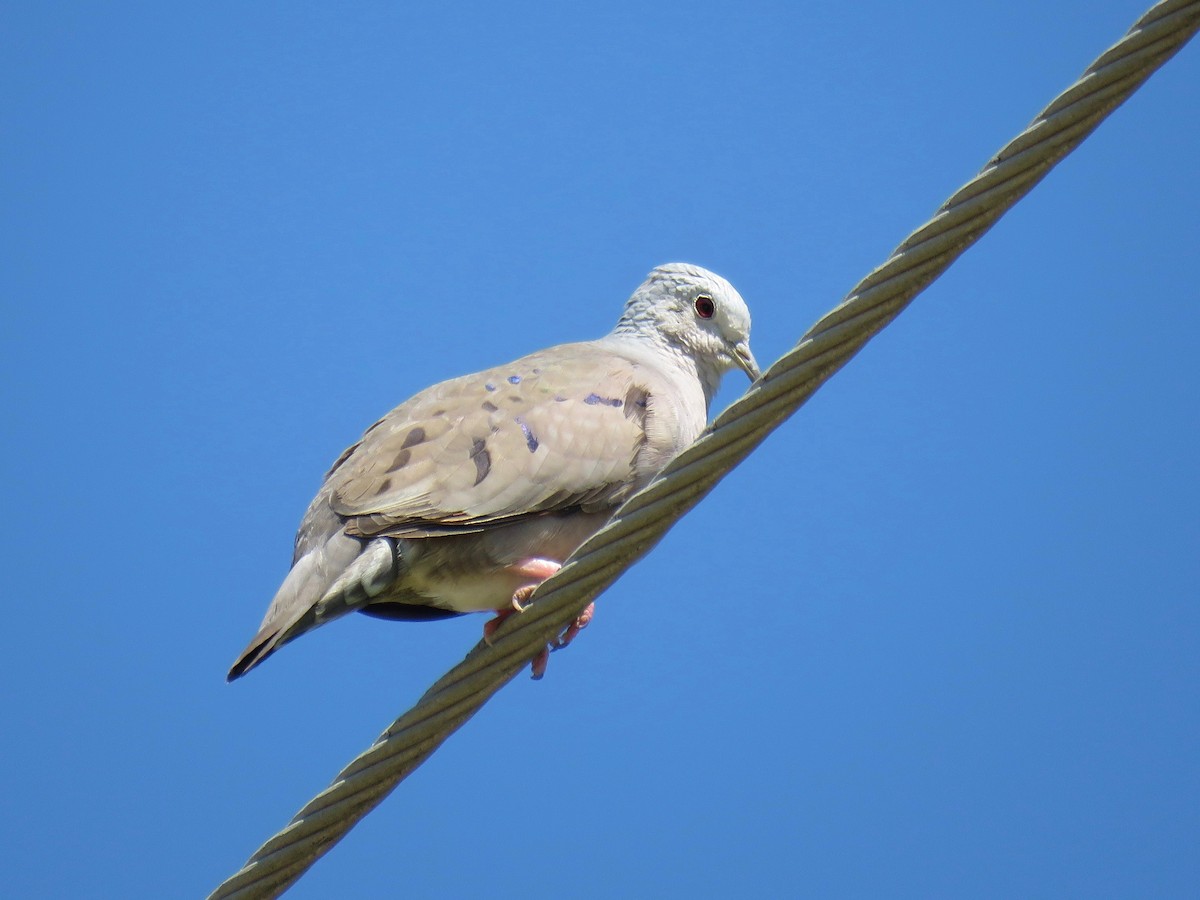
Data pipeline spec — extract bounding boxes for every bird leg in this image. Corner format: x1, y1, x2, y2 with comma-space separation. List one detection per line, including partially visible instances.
481, 558, 561, 646
481, 606, 518, 644
479, 558, 595, 679
508, 557, 564, 601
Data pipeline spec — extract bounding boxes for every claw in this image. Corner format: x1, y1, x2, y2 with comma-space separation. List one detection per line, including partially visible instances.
530, 646, 550, 680
510, 583, 537, 612
552, 602, 594, 651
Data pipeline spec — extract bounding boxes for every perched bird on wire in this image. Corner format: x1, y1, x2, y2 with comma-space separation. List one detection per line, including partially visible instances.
228, 263, 759, 681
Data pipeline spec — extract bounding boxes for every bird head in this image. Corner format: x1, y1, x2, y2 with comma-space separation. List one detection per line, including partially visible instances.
616, 263, 760, 383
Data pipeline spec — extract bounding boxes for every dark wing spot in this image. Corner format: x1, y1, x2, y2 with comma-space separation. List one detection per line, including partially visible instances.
400, 426, 426, 449
585, 392, 623, 407
481, 400, 499, 413
624, 387, 650, 423
515, 417, 539, 453
470, 438, 491, 486
507, 374, 522, 384
387, 448, 412, 471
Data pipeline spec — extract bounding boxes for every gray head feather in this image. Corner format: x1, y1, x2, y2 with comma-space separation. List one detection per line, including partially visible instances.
612, 263, 759, 383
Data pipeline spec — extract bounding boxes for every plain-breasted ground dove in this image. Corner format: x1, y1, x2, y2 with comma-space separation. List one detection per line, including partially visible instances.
228, 263, 759, 681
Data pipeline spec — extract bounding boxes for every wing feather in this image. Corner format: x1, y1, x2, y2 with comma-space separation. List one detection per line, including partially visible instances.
328, 343, 654, 538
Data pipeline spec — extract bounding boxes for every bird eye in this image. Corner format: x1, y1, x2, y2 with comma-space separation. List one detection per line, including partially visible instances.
694, 295, 715, 319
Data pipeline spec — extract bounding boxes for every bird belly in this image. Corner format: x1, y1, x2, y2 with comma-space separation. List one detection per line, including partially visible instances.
402, 567, 532, 613
383, 510, 612, 614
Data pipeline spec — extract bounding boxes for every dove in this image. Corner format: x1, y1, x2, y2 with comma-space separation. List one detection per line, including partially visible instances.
228, 263, 759, 681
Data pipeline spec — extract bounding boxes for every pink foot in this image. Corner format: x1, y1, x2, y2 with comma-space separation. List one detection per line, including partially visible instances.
552, 602, 594, 650
482, 558, 562, 645
506, 557, 563, 588
481, 557, 590, 679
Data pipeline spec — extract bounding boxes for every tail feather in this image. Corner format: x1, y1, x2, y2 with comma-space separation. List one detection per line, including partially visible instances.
227, 534, 398, 681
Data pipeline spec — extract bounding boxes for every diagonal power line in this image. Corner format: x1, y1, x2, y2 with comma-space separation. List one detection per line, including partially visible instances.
211, 2, 1200, 896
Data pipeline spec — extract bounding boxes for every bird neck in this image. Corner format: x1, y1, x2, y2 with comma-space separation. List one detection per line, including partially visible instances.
599, 330, 721, 410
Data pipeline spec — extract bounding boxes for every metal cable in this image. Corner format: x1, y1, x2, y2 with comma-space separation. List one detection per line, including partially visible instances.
211, 3, 1200, 896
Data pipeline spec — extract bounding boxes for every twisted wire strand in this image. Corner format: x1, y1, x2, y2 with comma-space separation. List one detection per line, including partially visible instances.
211, 3, 1199, 896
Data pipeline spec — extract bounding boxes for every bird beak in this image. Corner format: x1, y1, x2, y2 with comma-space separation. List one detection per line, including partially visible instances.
733, 341, 761, 381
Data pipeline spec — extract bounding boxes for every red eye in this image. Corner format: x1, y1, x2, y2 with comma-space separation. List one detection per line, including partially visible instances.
694, 295, 715, 319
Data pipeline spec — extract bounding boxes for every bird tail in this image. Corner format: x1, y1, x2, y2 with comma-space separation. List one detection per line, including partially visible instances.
226, 534, 399, 681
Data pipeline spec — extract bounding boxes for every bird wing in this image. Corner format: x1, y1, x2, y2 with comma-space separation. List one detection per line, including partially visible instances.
326, 342, 663, 539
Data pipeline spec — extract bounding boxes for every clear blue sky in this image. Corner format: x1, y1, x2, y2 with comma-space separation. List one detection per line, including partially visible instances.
3, 3, 1197, 897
